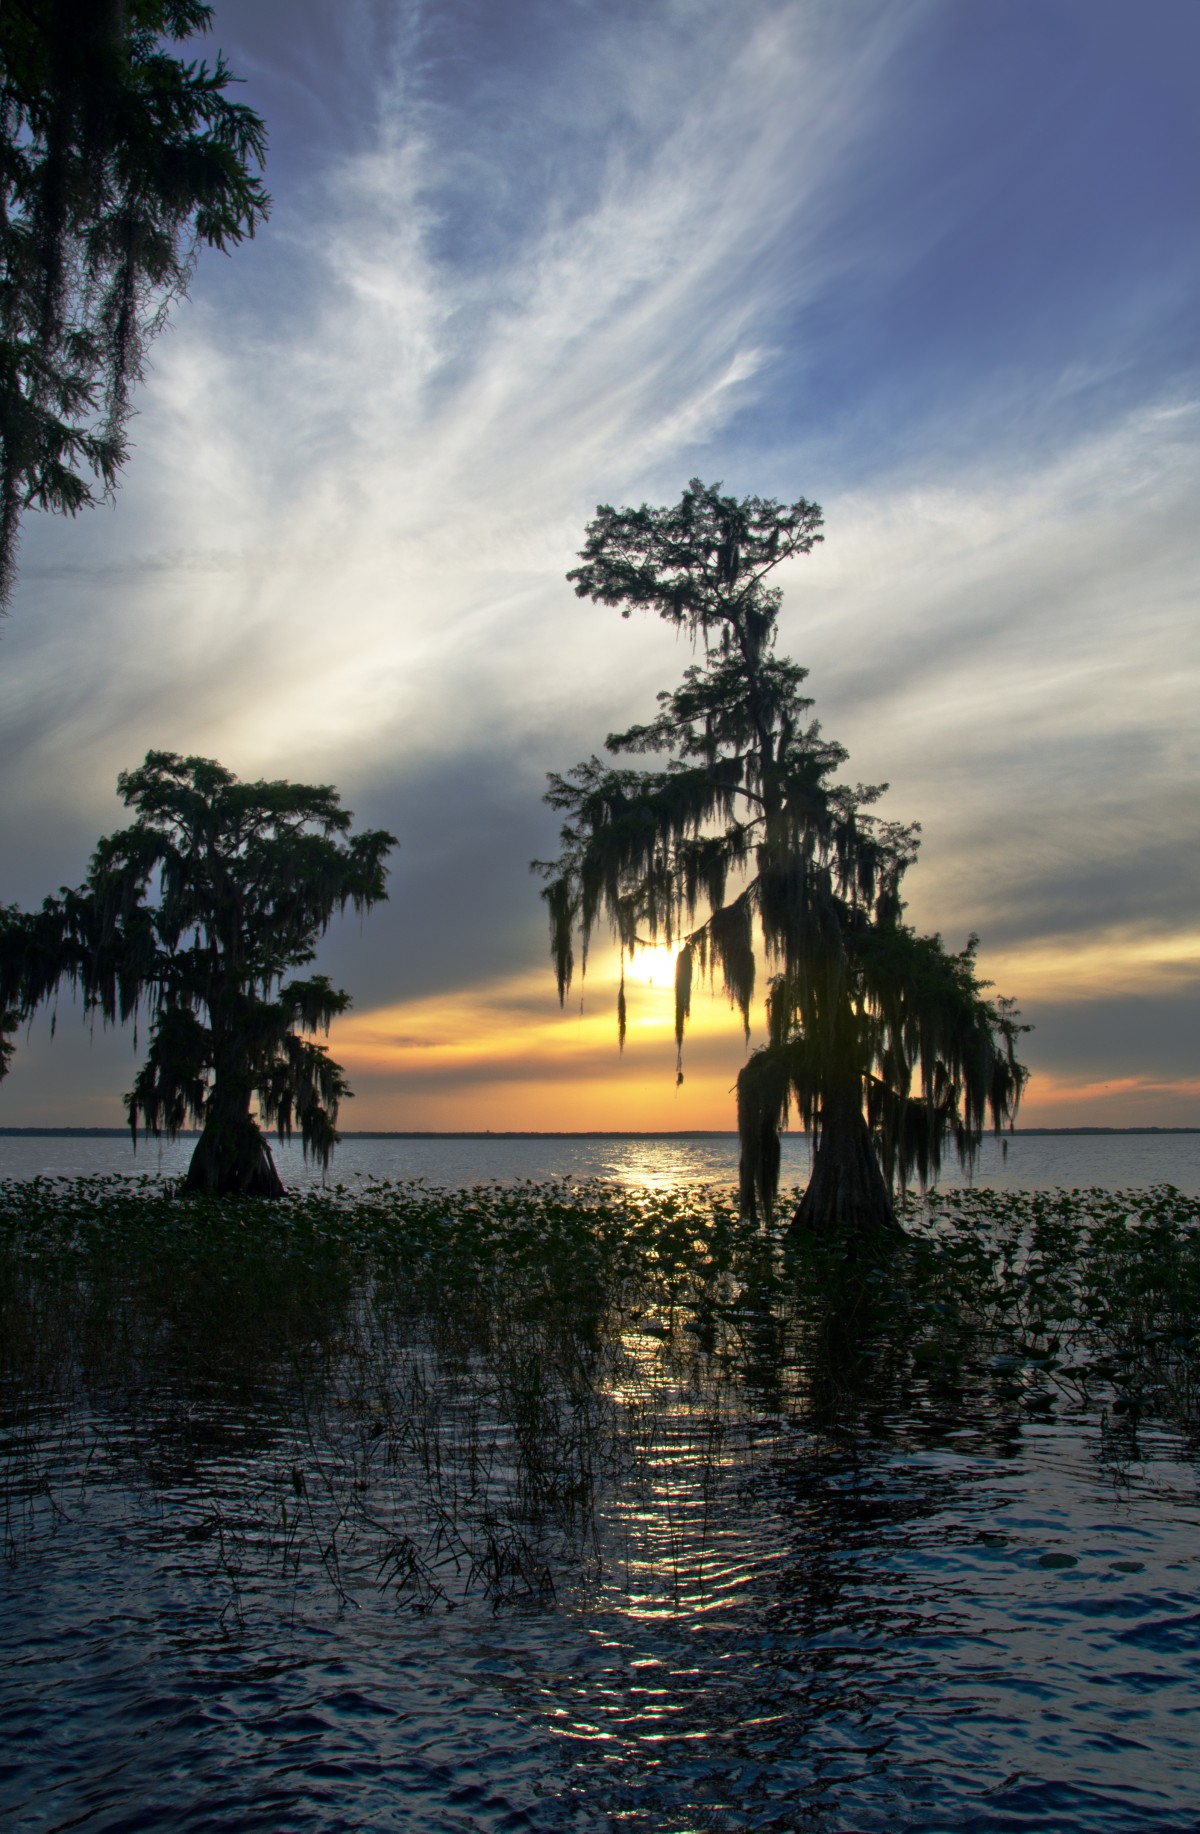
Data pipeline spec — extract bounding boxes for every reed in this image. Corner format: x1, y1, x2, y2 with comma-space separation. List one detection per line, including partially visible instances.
2, 1175, 1197, 1611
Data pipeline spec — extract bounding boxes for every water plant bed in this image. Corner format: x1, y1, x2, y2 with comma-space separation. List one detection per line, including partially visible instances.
3, 1176, 1200, 1831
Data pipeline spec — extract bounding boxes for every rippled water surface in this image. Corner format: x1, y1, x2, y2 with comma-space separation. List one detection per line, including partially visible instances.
4, 1176, 1200, 1830
10, 1423, 1200, 1831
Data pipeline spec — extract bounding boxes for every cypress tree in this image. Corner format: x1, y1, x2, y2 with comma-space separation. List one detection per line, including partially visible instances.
536, 480, 1027, 1236
0, 751, 396, 1196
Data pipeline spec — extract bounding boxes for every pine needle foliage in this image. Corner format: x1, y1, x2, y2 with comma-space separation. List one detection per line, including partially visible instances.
0, 0, 270, 609
535, 480, 1028, 1237
0, 751, 396, 1196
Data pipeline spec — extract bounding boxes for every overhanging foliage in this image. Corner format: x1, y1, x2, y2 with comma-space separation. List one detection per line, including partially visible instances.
0, 0, 270, 607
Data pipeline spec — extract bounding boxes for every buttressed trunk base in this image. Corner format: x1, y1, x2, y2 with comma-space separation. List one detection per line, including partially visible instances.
184, 1111, 285, 1199
791, 1094, 898, 1241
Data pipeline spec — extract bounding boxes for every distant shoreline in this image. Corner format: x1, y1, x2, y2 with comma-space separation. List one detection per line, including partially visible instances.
2, 1127, 1197, 1140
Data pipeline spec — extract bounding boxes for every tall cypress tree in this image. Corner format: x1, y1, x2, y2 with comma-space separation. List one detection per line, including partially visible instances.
536, 480, 1028, 1235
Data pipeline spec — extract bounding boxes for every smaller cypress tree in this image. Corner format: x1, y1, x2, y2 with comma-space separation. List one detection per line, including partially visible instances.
0, 751, 396, 1196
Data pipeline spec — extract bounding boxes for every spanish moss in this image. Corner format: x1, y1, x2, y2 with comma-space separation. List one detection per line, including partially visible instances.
535, 480, 1028, 1238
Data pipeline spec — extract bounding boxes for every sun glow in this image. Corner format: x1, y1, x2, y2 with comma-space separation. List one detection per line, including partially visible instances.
624, 945, 684, 989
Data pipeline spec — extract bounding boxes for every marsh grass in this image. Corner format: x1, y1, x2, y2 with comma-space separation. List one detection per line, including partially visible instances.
2, 1174, 1198, 1613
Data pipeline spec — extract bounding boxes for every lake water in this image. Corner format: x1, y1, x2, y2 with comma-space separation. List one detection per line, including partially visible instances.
4, 1149, 1200, 1830
3, 1128, 1199, 1193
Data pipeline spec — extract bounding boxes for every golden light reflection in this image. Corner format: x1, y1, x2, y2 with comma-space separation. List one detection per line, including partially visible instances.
594, 1325, 794, 1621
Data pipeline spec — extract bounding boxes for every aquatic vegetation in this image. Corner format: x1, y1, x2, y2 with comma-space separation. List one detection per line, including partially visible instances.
2, 1175, 1198, 1614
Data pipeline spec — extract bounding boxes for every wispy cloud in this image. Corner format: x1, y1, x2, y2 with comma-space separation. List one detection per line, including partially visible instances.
2, 1, 916, 875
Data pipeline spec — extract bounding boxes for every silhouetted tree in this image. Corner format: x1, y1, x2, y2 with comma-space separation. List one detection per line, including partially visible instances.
0, 0, 270, 608
536, 480, 1027, 1238
0, 752, 396, 1196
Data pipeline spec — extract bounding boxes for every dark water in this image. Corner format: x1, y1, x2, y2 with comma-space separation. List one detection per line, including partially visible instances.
13, 1419, 1200, 1831
5, 1169, 1200, 1830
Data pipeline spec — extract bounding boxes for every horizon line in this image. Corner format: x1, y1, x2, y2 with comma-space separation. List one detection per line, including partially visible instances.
2, 1127, 1197, 1140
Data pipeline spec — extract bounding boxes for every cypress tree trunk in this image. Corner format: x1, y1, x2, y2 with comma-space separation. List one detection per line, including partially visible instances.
184, 1076, 283, 1198
790, 1087, 898, 1241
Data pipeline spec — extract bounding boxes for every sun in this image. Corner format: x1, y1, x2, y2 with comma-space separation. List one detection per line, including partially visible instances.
624, 944, 682, 988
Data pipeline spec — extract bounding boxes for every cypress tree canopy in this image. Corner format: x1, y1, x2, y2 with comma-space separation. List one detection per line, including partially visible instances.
536, 479, 1028, 1236
0, 0, 270, 608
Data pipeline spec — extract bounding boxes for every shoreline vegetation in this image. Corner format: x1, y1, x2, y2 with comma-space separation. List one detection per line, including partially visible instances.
3, 1173, 1199, 1613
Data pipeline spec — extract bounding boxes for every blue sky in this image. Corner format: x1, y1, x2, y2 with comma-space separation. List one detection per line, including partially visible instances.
1, 0, 1197, 1130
